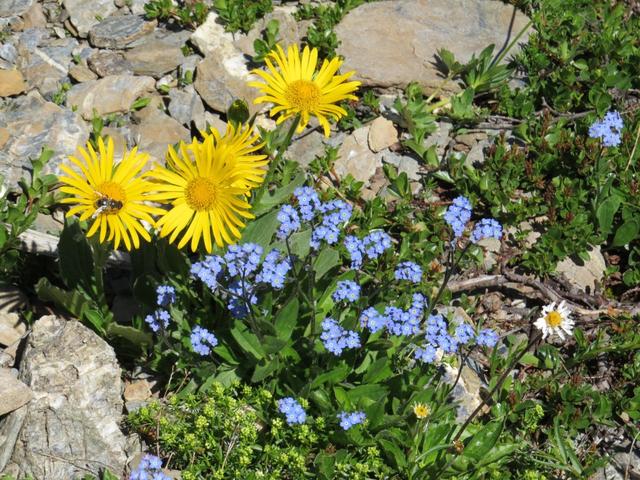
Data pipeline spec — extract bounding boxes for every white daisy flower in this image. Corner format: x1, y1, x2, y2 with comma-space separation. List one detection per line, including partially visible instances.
534, 300, 574, 340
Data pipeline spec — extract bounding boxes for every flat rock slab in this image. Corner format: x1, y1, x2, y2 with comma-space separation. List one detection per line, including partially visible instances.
336, 0, 531, 94
88, 50, 134, 77
124, 38, 184, 78
89, 15, 156, 49
0, 0, 32, 18
62, 0, 118, 38
66, 74, 155, 119
0, 69, 26, 97
335, 125, 383, 186
0, 369, 32, 416
0, 91, 89, 192
0, 312, 26, 347
0, 315, 128, 478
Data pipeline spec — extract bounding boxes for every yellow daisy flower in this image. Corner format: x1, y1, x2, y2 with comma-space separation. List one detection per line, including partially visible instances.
58, 137, 163, 250
413, 403, 431, 419
150, 123, 268, 252
249, 44, 361, 137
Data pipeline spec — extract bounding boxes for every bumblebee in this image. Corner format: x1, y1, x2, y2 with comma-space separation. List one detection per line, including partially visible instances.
93, 195, 123, 217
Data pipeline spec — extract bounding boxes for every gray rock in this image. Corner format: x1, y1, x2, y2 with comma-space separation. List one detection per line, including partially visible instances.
124, 38, 184, 78
0, 91, 89, 192
0, 368, 32, 416
194, 54, 261, 115
556, 246, 606, 293
335, 126, 383, 185
66, 74, 155, 119
129, 0, 147, 16
68, 63, 98, 82
88, 15, 156, 49
62, 0, 118, 38
0, 44, 18, 64
234, 6, 304, 57
288, 130, 332, 169
21, 2, 47, 29
132, 109, 190, 161
190, 11, 235, 57
16, 36, 78, 95
0, 312, 26, 347
167, 85, 206, 129
424, 120, 453, 158
335, 0, 530, 94
382, 151, 420, 181
442, 363, 483, 423
0, 0, 32, 18
88, 50, 133, 77
0, 315, 128, 478
368, 116, 398, 153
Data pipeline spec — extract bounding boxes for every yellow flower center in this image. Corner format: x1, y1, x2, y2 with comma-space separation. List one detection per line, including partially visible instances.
186, 177, 218, 211
96, 181, 126, 202
413, 403, 430, 419
285, 80, 321, 111
545, 311, 563, 328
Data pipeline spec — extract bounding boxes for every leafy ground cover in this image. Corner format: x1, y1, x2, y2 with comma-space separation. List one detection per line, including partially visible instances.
1, 0, 640, 479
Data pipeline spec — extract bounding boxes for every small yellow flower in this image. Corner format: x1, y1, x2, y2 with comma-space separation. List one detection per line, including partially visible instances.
149, 123, 268, 252
413, 403, 431, 419
58, 137, 163, 250
249, 44, 361, 137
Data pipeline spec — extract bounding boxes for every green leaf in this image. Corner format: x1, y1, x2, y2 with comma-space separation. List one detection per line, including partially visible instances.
313, 247, 340, 280
241, 210, 279, 248
58, 220, 94, 292
346, 384, 388, 406
612, 219, 639, 247
310, 364, 350, 389
274, 298, 299, 340
596, 196, 621, 235
379, 438, 407, 469
251, 358, 279, 382
107, 323, 152, 345
252, 172, 306, 216
35, 277, 92, 319
363, 357, 393, 383
463, 420, 504, 461
230, 320, 266, 360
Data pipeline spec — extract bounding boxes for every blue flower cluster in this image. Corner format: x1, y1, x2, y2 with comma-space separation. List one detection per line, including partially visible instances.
190, 255, 225, 291
338, 411, 366, 430
359, 307, 388, 334
385, 293, 426, 336
477, 328, 499, 347
425, 314, 459, 354
255, 250, 291, 289
589, 111, 623, 147
310, 200, 353, 249
278, 397, 307, 425
444, 196, 472, 238
394, 261, 423, 283
130, 454, 170, 480
277, 204, 301, 239
156, 285, 175, 307
471, 218, 503, 243
224, 243, 263, 277
144, 309, 170, 333
344, 231, 393, 269
275, 187, 353, 249
294, 186, 321, 221
415, 314, 500, 364
227, 279, 258, 318
332, 280, 361, 303
320, 318, 360, 356
190, 326, 218, 356
358, 294, 427, 336
190, 243, 291, 319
